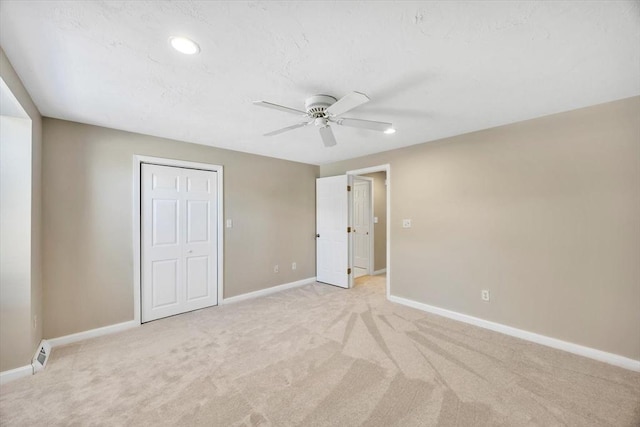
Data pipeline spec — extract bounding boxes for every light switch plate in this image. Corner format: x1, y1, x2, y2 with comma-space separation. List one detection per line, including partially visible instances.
374, 217, 379, 224
226, 219, 233, 228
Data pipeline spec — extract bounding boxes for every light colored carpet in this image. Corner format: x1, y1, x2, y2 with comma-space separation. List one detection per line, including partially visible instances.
1, 275, 638, 426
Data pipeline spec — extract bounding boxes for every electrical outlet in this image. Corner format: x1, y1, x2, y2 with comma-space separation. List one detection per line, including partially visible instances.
402, 219, 412, 228
481, 290, 490, 302
291, 262, 297, 270
273, 264, 279, 273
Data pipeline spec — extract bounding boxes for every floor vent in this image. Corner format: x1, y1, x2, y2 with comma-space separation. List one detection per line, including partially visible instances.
31, 340, 51, 373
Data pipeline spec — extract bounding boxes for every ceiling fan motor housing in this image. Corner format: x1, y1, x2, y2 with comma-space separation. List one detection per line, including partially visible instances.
305, 94, 337, 118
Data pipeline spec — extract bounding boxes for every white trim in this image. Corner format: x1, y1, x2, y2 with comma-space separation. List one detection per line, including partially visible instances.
48, 320, 139, 348
346, 165, 391, 176
133, 156, 141, 324
373, 268, 387, 275
347, 174, 354, 288
132, 155, 224, 325
0, 365, 33, 385
346, 164, 390, 299
222, 277, 316, 305
388, 295, 640, 372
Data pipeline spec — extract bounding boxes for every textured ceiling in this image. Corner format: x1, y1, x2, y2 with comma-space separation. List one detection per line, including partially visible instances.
1, 1, 638, 165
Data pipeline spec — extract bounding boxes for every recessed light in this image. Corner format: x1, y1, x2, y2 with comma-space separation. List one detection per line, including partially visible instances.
384, 128, 396, 134
169, 36, 200, 55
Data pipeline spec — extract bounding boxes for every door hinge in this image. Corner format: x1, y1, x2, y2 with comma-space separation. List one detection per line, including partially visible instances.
347, 185, 351, 192
347, 226, 351, 233
347, 268, 352, 275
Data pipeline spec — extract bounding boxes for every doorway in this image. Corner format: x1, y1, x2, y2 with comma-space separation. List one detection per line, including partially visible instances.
348, 165, 390, 297
315, 164, 390, 297
354, 171, 388, 277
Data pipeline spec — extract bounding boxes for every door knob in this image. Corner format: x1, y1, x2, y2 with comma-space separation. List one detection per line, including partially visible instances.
315, 234, 320, 238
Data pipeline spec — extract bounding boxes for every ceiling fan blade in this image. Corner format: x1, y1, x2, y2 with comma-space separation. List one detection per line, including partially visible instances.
334, 117, 393, 132
325, 91, 370, 117
318, 126, 337, 147
253, 100, 307, 115
264, 121, 311, 137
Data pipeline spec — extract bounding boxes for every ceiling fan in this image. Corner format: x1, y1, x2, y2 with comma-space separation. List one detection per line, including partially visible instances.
253, 92, 394, 147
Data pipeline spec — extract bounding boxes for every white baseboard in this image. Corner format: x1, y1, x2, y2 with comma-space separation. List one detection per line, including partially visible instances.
0, 364, 33, 385
47, 279, 316, 348
48, 320, 139, 348
388, 295, 640, 372
222, 277, 316, 305
373, 268, 387, 275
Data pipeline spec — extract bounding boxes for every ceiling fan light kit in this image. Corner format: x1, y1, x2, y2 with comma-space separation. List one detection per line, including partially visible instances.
253, 91, 394, 147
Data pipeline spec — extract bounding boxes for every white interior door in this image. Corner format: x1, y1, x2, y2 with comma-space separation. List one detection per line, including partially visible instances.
353, 178, 372, 273
316, 175, 351, 288
142, 164, 218, 322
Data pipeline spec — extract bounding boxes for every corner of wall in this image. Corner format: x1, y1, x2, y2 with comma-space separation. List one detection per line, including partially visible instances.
0, 45, 44, 371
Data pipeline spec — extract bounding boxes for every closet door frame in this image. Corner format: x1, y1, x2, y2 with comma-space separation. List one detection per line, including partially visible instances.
132, 155, 224, 325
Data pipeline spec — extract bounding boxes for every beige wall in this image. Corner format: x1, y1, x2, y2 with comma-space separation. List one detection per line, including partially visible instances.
362, 172, 386, 272
42, 118, 318, 339
0, 47, 43, 372
322, 96, 640, 361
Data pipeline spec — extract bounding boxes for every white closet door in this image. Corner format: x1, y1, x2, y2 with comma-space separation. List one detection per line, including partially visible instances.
142, 164, 218, 322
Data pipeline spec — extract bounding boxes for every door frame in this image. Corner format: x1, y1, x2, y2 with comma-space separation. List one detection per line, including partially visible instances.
346, 164, 390, 299
132, 155, 224, 325
352, 176, 374, 276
